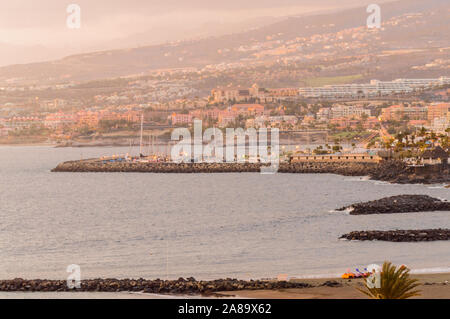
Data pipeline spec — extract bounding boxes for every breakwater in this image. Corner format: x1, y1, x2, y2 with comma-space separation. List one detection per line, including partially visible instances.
337, 195, 450, 215
51, 160, 378, 176
340, 229, 450, 242
0, 278, 311, 295
51, 159, 449, 184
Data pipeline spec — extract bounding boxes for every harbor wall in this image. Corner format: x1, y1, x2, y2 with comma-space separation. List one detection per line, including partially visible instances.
51, 160, 378, 176
51, 159, 450, 184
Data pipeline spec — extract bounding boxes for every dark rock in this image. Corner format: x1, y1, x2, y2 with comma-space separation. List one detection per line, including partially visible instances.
0, 278, 312, 295
337, 195, 450, 215
320, 280, 342, 287
340, 229, 450, 242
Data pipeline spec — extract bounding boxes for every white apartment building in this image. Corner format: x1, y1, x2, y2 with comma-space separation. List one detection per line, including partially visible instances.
330, 105, 371, 119
431, 115, 450, 134
298, 77, 450, 99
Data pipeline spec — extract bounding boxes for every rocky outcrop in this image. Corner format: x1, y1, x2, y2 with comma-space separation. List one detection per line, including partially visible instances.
337, 195, 450, 215
340, 229, 450, 242
0, 278, 311, 294
369, 160, 450, 184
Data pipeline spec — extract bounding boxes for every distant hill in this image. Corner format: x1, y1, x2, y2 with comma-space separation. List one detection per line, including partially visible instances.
0, 0, 448, 85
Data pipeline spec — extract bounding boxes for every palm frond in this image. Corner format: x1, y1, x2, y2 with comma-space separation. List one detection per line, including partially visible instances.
357, 261, 422, 299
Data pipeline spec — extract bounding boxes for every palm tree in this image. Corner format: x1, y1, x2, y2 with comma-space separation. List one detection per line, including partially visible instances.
358, 262, 421, 299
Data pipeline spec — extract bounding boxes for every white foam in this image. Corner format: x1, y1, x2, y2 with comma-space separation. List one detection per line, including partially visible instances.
410, 267, 450, 275
290, 273, 342, 279
288, 267, 450, 280
344, 176, 370, 182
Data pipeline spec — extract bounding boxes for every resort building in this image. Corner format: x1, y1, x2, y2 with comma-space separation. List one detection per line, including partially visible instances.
291, 153, 382, 163
230, 104, 265, 116
298, 77, 450, 99
44, 112, 78, 128
381, 105, 428, 121
329, 105, 371, 119
431, 116, 450, 134
427, 103, 450, 122
170, 113, 192, 125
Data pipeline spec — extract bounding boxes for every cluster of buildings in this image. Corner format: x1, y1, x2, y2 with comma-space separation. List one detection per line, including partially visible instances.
0, 109, 142, 132
381, 103, 450, 133
315, 104, 377, 130
210, 84, 299, 103
171, 104, 266, 127
1, 74, 449, 141
209, 78, 450, 103
169, 100, 450, 133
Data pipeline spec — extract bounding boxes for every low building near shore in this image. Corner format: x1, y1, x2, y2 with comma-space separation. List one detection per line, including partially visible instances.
420, 146, 449, 166
291, 152, 382, 163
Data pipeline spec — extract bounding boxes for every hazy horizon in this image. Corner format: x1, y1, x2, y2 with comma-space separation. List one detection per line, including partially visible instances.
0, 0, 394, 66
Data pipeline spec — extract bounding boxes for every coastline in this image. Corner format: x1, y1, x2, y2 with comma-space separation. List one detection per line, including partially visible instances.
1, 273, 448, 299
0, 143, 55, 147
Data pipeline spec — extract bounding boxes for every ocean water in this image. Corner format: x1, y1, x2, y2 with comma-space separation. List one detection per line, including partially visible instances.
0, 146, 449, 281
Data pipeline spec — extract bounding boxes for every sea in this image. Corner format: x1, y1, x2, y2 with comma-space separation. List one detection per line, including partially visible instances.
1, 146, 449, 283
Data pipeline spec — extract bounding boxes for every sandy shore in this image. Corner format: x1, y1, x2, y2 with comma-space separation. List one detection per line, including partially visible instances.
217, 273, 450, 299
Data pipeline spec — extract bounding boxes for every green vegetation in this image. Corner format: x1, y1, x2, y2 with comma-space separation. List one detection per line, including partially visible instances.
358, 262, 421, 299
98, 119, 134, 133
8, 124, 50, 137
302, 74, 363, 87
331, 130, 371, 141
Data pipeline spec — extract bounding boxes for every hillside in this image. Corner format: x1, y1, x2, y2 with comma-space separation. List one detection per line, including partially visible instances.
0, 0, 448, 86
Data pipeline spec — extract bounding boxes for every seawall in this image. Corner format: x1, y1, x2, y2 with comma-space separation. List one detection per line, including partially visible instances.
51, 159, 450, 184
51, 160, 378, 176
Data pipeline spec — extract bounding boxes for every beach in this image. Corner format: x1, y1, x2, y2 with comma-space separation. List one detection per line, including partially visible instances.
217, 273, 450, 299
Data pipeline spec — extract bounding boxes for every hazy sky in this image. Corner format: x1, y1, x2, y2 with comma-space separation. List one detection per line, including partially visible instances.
0, 0, 392, 66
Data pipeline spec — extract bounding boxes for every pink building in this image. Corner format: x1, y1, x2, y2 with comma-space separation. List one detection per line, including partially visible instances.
171, 113, 192, 125
44, 112, 78, 128
218, 111, 237, 127
230, 104, 265, 116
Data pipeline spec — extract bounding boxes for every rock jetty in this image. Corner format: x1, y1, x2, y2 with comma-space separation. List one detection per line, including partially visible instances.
51, 159, 450, 184
52, 161, 378, 176
0, 278, 311, 295
340, 229, 450, 242
52, 160, 376, 176
337, 195, 450, 215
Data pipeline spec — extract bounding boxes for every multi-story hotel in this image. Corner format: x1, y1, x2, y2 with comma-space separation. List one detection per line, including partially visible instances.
298, 77, 450, 99
381, 105, 428, 121
428, 103, 450, 122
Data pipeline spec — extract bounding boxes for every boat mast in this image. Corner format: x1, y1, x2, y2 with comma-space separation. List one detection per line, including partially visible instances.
148, 135, 152, 156
139, 114, 144, 156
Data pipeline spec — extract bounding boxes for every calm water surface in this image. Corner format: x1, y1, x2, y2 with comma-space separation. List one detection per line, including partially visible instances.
0, 146, 449, 280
